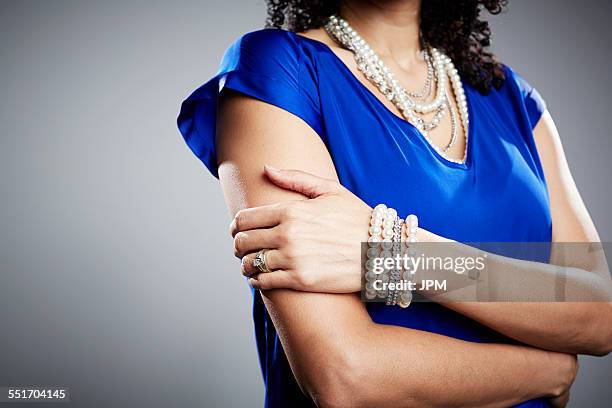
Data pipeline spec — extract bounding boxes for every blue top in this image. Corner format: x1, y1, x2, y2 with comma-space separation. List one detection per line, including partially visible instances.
178, 29, 552, 407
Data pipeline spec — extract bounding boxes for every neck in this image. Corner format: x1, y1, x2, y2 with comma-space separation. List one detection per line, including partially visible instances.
340, 0, 422, 67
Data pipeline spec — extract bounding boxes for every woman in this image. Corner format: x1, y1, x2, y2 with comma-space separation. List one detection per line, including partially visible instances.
178, 1, 612, 406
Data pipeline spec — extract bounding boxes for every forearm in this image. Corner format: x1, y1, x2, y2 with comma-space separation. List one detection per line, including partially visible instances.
261, 290, 573, 408
439, 301, 612, 356
352, 321, 574, 408
414, 231, 612, 355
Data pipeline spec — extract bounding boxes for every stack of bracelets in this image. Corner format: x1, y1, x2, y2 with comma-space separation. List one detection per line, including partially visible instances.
365, 204, 419, 308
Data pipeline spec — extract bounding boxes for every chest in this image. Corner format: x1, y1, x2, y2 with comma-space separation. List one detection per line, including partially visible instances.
317, 71, 552, 243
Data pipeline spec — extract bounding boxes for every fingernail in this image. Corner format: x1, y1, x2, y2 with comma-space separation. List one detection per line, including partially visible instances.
265, 164, 280, 172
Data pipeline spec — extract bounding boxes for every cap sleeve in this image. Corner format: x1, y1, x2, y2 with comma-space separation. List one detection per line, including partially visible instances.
177, 29, 322, 177
506, 66, 547, 130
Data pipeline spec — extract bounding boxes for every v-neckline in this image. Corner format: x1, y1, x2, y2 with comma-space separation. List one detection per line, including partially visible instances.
293, 31, 475, 170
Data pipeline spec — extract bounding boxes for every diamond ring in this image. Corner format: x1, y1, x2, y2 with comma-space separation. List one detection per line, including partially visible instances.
253, 249, 272, 274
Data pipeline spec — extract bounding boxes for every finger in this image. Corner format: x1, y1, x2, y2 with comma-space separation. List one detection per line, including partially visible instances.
241, 249, 284, 277
249, 270, 296, 290
230, 204, 286, 237
264, 165, 341, 198
233, 227, 281, 258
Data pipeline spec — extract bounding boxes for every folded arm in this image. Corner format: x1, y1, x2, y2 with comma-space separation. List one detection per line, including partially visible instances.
231, 108, 612, 357
216, 92, 575, 407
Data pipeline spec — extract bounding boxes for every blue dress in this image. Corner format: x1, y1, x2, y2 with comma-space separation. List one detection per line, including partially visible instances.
178, 29, 552, 407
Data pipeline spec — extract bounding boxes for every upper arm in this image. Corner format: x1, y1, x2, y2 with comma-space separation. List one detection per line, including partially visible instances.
512, 64, 605, 277
533, 113, 611, 283
532, 112, 600, 244
215, 91, 373, 400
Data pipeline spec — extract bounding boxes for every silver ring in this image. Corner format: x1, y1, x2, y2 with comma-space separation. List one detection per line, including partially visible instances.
253, 249, 271, 274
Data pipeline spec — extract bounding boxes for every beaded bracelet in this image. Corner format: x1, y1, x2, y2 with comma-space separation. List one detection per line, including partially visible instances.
366, 204, 419, 308
368, 211, 481, 307
386, 216, 404, 306
398, 214, 419, 308
365, 204, 391, 300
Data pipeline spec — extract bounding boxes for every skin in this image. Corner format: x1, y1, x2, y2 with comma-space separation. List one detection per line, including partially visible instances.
213, 0, 607, 406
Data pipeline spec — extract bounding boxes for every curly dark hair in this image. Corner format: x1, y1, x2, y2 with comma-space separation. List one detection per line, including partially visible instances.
265, 0, 508, 94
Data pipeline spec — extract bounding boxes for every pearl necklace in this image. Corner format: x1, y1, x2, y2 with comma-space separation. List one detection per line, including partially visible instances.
324, 15, 469, 164
407, 50, 433, 100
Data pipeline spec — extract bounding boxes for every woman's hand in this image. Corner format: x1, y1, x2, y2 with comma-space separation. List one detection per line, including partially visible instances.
231, 165, 371, 293
548, 353, 579, 408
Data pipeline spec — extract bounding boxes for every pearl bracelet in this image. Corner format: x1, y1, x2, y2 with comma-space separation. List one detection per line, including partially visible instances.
398, 214, 419, 308
366, 204, 419, 308
365, 204, 395, 300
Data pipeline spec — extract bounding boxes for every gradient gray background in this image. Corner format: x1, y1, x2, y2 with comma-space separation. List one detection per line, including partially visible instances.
0, 0, 610, 407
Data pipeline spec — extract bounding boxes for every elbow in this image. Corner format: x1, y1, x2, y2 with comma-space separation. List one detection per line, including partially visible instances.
577, 303, 612, 356
303, 342, 389, 408
314, 389, 358, 408
307, 346, 421, 408
584, 333, 612, 357
305, 347, 367, 408
590, 344, 611, 357
587, 325, 612, 357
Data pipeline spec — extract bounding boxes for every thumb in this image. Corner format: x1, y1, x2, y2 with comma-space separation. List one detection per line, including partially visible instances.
264, 165, 341, 198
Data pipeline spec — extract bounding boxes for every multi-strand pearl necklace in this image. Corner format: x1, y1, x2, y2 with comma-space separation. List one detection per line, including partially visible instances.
325, 15, 470, 164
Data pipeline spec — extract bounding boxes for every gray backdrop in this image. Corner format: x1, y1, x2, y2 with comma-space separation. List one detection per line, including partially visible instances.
0, 0, 610, 407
